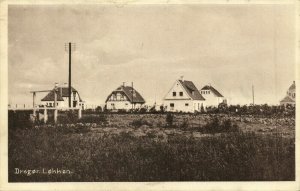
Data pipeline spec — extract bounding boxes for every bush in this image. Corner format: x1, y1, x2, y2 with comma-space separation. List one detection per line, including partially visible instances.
95, 106, 102, 113
8, 110, 33, 129
160, 105, 165, 113
201, 118, 239, 134
57, 111, 78, 124
166, 113, 174, 127
131, 118, 153, 128
77, 115, 108, 125
180, 119, 189, 130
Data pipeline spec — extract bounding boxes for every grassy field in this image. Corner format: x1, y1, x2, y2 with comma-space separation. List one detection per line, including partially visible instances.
8, 112, 295, 181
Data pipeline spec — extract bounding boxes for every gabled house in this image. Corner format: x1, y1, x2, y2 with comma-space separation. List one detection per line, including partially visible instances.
41, 84, 84, 109
105, 84, 146, 111
280, 81, 295, 106
163, 77, 206, 113
200, 85, 226, 107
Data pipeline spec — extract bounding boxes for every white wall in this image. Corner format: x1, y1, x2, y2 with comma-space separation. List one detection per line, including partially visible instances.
106, 100, 143, 110
164, 80, 190, 100
163, 100, 205, 113
200, 90, 225, 107
41, 92, 83, 108
163, 80, 206, 113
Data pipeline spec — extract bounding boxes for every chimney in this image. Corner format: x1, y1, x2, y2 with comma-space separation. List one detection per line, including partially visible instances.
64, 82, 68, 87
60, 87, 62, 97
122, 82, 125, 87
180, 75, 184, 81
293, 81, 295, 85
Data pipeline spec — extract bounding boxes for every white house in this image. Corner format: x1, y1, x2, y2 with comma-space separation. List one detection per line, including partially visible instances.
105, 85, 146, 111
199, 85, 226, 107
41, 84, 84, 109
280, 81, 295, 106
163, 78, 206, 113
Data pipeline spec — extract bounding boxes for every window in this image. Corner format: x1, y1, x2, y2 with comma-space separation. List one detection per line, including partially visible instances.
185, 103, 189, 106
192, 91, 195, 95
170, 103, 174, 107
180, 92, 183, 96
49, 103, 52, 107
173, 92, 176, 96
111, 103, 115, 106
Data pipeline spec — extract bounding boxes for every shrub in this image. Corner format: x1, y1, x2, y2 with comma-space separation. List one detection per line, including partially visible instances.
139, 107, 147, 113
77, 115, 108, 125
166, 113, 174, 127
95, 106, 102, 113
131, 118, 153, 128
8, 110, 33, 129
149, 106, 157, 113
200, 104, 205, 113
117, 109, 127, 113
201, 118, 239, 134
180, 119, 189, 130
159, 105, 165, 113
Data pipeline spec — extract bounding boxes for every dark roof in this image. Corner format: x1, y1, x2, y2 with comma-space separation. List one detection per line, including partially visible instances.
201, 85, 224, 97
280, 96, 295, 103
106, 86, 146, 103
41, 86, 83, 102
178, 80, 205, 100
289, 82, 295, 90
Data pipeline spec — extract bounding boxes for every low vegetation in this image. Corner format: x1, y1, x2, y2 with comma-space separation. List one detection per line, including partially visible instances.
9, 127, 294, 181
8, 110, 295, 181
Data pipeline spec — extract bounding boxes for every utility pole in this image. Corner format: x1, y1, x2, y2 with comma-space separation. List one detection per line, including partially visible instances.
65, 42, 76, 108
252, 85, 255, 105
54, 82, 58, 123
132, 82, 134, 110
69, 42, 71, 108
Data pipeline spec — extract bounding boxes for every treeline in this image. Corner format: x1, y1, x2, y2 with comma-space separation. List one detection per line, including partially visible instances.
83, 104, 295, 117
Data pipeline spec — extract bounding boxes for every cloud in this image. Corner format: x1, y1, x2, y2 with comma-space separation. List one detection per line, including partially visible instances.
8, 4, 295, 106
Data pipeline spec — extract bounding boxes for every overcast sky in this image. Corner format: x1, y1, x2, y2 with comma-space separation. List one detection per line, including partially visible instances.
8, 4, 295, 107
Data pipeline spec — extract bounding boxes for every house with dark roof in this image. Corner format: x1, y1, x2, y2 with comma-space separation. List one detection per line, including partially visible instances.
41, 84, 84, 109
163, 77, 206, 113
105, 84, 146, 111
280, 81, 295, 106
200, 85, 226, 107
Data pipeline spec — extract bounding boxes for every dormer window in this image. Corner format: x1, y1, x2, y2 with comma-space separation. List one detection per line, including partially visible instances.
179, 92, 183, 96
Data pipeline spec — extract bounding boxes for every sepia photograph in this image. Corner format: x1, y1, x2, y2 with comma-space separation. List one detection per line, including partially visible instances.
0, 0, 299, 190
